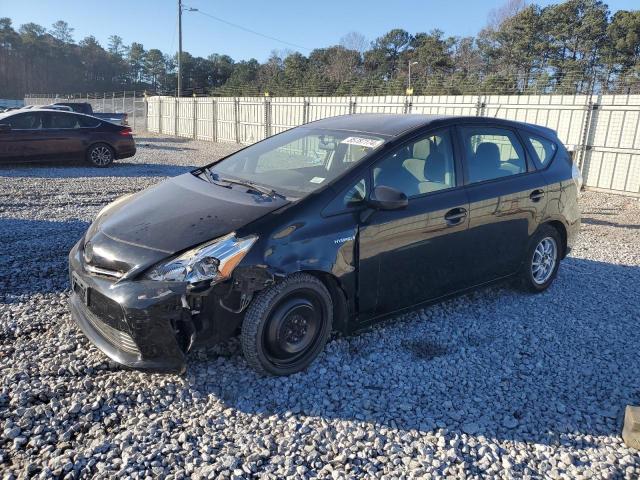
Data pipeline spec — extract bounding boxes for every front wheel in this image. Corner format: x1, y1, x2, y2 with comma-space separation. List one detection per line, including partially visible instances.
519, 225, 562, 292
241, 273, 333, 375
86, 143, 114, 167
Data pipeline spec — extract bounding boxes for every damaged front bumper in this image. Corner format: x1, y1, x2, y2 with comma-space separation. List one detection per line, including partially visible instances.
68, 240, 197, 373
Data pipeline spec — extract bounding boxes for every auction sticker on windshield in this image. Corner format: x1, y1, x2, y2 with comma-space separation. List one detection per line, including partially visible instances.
340, 137, 384, 149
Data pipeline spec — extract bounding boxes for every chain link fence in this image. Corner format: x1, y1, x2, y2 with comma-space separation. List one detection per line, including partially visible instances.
25, 91, 148, 131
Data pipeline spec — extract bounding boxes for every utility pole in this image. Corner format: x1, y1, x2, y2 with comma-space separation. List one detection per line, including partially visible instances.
177, 1, 197, 97
178, 0, 182, 97
408, 61, 418, 94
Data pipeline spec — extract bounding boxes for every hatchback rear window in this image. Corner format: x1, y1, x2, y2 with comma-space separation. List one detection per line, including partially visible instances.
525, 134, 557, 167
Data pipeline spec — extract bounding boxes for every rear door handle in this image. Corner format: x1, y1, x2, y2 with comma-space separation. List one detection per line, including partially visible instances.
530, 189, 545, 202
444, 207, 467, 226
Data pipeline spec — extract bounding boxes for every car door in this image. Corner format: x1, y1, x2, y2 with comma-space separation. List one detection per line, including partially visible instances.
458, 124, 549, 285
357, 128, 471, 321
40, 112, 85, 158
0, 112, 44, 160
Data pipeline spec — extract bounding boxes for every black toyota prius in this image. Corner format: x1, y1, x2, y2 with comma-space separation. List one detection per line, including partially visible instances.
68, 114, 581, 375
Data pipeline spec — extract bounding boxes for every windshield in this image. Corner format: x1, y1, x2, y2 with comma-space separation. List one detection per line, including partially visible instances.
208, 127, 386, 198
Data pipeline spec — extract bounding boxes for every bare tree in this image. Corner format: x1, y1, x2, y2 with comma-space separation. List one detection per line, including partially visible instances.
340, 31, 368, 55
487, 0, 527, 30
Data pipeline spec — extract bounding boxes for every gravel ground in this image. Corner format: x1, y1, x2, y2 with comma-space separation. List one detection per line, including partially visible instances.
1, 134, 639, 479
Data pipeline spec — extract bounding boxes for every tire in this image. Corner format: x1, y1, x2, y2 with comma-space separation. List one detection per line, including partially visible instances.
519, 224, 562, 293
86, 143, 114, 167
241, 273, 333, 376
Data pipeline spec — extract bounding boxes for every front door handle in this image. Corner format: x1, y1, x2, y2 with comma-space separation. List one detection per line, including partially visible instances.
530, 189, 545, 202
444, 207, 467, 226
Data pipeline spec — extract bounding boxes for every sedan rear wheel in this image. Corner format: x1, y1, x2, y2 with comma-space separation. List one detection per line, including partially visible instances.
241, 273, 333, 376
87, 143, 114, 167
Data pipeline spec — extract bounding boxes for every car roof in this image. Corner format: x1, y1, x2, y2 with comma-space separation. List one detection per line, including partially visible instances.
302, 114, 557, 139
0, 109, 102, 121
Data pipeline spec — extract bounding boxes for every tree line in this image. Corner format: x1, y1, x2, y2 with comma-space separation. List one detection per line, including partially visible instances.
1, 0, 639, 99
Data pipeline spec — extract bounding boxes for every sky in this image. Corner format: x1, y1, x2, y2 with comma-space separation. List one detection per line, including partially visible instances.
1, 0, 638, 61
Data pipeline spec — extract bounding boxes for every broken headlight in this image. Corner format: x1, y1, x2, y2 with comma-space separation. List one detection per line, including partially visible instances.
144, 233, 257, 284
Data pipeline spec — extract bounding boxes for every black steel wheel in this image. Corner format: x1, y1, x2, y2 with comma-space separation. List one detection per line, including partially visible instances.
241, 273, 333, 375
86, 143, 114, 167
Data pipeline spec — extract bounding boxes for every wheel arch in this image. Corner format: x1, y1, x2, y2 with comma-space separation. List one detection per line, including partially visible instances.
297, 269, 350, 334
543, 220, 568, 258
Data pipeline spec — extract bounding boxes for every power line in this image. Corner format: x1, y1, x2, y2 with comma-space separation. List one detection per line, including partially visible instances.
193, 9, 311, 52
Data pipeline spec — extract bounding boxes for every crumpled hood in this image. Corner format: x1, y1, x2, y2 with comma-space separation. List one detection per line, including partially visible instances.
91, 172, 287, 255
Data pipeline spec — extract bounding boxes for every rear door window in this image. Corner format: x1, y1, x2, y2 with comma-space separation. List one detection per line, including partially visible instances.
43, 113, 80, 129
460, 126, 527, 184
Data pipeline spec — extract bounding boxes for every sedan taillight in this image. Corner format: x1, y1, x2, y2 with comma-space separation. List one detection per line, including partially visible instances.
119, 127, 132, 137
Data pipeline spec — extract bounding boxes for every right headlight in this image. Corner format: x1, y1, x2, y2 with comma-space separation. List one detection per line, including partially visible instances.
144, 233, 257, 284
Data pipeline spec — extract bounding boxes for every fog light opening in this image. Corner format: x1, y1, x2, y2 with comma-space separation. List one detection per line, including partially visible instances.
173, 318, 196, 354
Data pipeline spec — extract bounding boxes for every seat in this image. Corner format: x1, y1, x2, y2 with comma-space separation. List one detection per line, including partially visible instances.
417, 146, 445, 193
402, 139, 430, 182
470, 142, 506, 182
374, 147, 421, 197
374, 163, 421, 197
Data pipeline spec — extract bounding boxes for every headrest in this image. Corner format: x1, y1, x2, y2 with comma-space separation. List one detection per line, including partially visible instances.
412, 139, 431, 160
424, 151, 446, 183
475, 142, 501, 166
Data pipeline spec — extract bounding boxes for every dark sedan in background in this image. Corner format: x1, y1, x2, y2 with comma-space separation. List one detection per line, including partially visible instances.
0, 110, 135, 167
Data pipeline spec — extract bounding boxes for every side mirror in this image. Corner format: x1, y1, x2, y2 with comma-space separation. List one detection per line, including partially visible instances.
0, 124, 11, 133
367, 185, 408, 211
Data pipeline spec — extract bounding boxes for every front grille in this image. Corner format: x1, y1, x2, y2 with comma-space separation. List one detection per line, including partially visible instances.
83, 302, 140, 356
89, 289, 126, 330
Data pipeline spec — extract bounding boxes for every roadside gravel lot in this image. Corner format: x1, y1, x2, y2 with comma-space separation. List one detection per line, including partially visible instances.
1, 134, 639, 479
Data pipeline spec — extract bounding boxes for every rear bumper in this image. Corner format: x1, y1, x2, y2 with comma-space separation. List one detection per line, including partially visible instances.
115, 145, 136, 160
68, 241, 190, 373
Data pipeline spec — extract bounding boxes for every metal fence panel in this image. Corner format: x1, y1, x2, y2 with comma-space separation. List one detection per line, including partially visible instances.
215, 98, 236, 143
147, 97, 160, 132
354, 96, 406, 114
25, 93, 640, 196
482, 95, 590, 151
307, 97, 351, 122
581, 95, 640, 195
194, 98, 212, 141
238, 98, 266, 144
270, 97, 305, 134
412, 95, 479, 116
175, 98, 193, 138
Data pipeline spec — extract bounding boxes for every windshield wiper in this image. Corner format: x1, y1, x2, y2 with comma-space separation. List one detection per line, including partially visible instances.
203, 168, 286, 199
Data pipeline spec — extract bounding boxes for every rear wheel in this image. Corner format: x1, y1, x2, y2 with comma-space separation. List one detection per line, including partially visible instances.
241, 273, 333, 376
86, 143, 114, 167
519, 224, 562, 292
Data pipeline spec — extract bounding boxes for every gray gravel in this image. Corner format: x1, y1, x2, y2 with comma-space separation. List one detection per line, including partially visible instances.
1, 133, 640, 479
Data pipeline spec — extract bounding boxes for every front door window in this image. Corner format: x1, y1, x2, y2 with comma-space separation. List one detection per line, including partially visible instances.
373, 129, 456, 197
